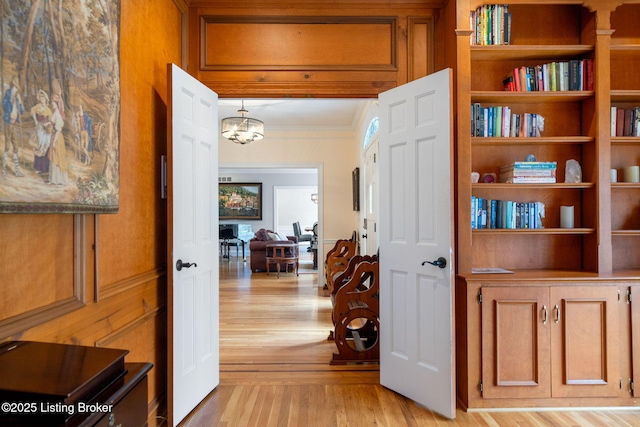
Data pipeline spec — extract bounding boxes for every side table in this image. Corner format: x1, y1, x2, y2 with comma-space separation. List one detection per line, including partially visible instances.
265, 241, 299, 278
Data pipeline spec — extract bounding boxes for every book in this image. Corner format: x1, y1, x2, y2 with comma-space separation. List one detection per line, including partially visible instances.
611, 107, 617, 137
500, 161, 557, 171
500, 176, 557, 183
617, 108, 626, 136
472, 267, 514, 274
501, 169, 556, 179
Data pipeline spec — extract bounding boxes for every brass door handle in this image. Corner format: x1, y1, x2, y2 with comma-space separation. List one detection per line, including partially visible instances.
554, 304, 561, 324
542, 305, 547, 325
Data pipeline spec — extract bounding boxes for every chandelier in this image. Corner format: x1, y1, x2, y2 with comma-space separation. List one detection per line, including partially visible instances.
220, 100, 264, 144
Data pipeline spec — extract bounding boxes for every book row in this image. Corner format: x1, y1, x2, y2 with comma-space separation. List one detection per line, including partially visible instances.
472, 197, 545, 230
471, 104, 544, 137
470, 4, 511, 46
611, 107, 640, 137
503, 60, 594, 92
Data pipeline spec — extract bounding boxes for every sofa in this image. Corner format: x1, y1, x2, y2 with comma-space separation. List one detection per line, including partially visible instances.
249, 229, 298, 272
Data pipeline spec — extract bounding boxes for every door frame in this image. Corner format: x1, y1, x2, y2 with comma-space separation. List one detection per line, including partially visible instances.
220, 161, 325, 285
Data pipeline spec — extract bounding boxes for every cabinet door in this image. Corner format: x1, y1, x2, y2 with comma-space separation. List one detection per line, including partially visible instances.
482, 287, 551, 399
630, 285, 640, 398
550, 286, 619, 398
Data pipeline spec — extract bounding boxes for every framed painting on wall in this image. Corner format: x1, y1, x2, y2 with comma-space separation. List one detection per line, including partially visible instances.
219, 183, 262, 220
0, 1, 120, 213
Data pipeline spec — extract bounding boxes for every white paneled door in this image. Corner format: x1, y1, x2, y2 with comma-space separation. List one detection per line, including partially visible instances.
378, 69, 455, 419
168, 63, 220, 426
364, 137, 378, 256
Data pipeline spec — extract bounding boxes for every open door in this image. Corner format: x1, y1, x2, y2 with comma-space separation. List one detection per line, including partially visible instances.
363, 137, 378, 256
378, 69, 455, 418
167, 63, 220, 426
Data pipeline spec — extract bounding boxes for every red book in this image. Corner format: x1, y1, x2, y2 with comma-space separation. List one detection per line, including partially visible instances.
513, 67, 521, 91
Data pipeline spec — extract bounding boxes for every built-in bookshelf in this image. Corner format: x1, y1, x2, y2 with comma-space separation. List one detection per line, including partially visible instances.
610, 3, 640, 271
460, 3, 597, 272
456, 2, 640, 411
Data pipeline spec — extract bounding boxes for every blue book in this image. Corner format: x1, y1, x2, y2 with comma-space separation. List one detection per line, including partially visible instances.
471, 196, 476, 229
490, 199, 497, 229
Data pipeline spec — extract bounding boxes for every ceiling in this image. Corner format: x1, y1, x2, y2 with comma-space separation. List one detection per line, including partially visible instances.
217, 98, 374, 132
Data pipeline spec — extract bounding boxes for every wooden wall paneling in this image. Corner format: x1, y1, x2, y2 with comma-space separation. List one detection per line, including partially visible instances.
408, 17, 435, 81
96, 306, 168, 425
0, 215, 86, 339
189, 4, 440, 98
201, 16, 397, 71
97, 0, 182, 291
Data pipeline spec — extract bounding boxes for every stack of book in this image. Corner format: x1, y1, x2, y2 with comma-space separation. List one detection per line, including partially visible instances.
611, 107, 640, 137
499, 161, 557, 183
503, 60, 594, 92
471, 197, 545, 229
470, 4, 511, 46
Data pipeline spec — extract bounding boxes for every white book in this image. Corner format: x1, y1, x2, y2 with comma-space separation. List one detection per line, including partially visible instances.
611, 106, 617, 137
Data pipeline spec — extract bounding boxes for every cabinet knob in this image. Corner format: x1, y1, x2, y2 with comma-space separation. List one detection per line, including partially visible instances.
554, 304, 561, 324
542, 305, 547, 325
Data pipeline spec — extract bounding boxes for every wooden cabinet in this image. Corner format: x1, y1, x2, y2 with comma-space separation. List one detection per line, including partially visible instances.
456, 276, 627, 408
455, 0, 640, 411
481, 285, 619, 400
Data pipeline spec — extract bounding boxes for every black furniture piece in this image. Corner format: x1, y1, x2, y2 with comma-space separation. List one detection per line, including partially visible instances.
0, 341, 152, 427
219, 223, 252, 260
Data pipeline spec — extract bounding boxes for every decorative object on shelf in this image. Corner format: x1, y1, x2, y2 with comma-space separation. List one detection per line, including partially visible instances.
221, 100, 264, 144
218, 182, 262, 220
623, 165, 640, 183
564, 159, 582, 183
611, 169, 618, 183
311, 192, 318, 203
525, 153, 537, 162
482, 173, 496, 183
560, 205, 574, 229
471, 172, 480, 183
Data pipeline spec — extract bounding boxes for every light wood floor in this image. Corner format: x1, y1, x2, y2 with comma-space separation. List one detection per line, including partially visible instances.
179, 255, 640, 426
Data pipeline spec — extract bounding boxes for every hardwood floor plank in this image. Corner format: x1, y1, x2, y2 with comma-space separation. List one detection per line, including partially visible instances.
177, 259, 640, 426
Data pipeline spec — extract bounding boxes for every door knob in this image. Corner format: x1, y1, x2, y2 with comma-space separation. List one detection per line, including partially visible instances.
422, 257, 447, 269
176, 259, 197, 271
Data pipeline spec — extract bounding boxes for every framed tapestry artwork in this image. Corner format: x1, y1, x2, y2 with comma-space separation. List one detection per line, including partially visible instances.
219, 183, 262, 220
0, 1, 120, 213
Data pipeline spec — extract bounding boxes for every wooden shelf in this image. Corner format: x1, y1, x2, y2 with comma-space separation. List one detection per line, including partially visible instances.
472, 136, 593, 145
611, 90, 640, 102
611, 44, 640, 59
612, 136, 640, 145
612, 230, 640, 235
472, 182, 593, 189
471, 91, 593, 103
471, 45, 594, 61
473, 227, 594, 235
612, 183, 640, 189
